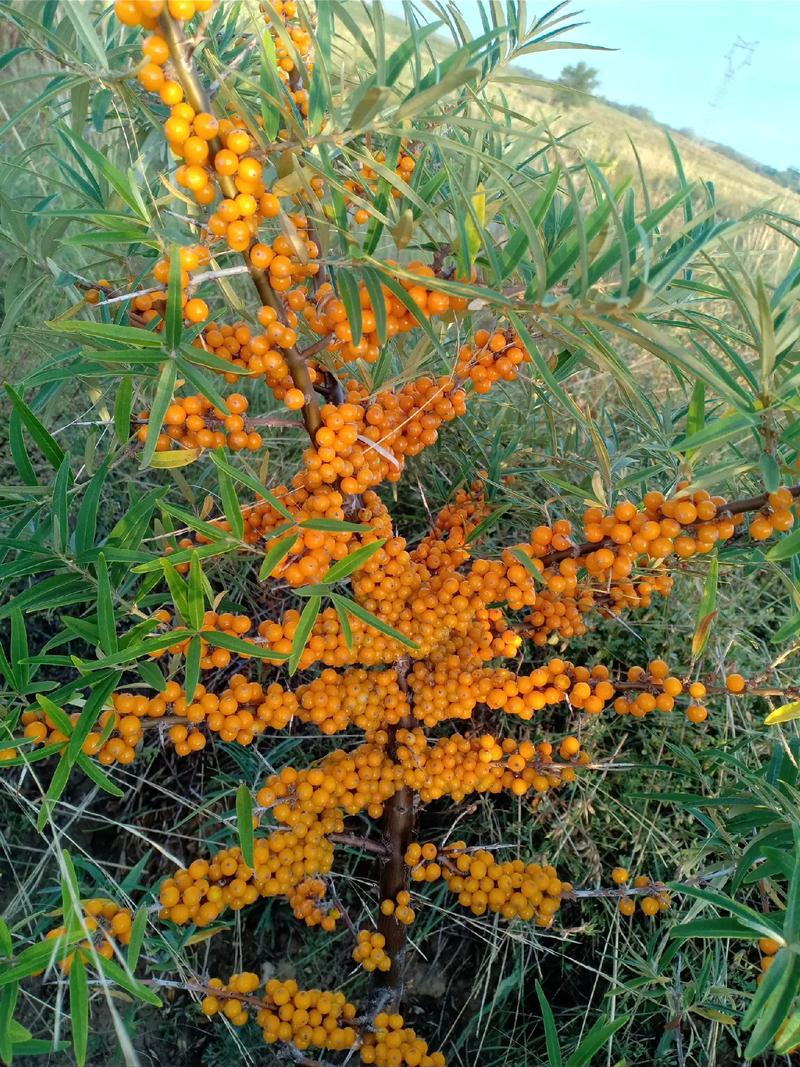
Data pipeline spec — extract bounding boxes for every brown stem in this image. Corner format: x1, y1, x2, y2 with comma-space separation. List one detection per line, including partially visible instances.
158, 12, 321, 440
537, 483, 800, 567
328, 832, 388, 856
374, 658, 415, 1005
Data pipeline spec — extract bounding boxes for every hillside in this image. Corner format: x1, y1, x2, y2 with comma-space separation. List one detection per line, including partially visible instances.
339, 11, 799, 220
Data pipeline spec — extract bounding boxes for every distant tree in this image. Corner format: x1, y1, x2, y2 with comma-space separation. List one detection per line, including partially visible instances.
553, 61, 600, 107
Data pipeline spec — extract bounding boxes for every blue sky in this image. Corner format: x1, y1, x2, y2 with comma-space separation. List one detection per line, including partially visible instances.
383, 1, 798, 170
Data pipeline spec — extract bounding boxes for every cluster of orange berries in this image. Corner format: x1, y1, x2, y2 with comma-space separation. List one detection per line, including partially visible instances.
14, 674, 305, 770
300, 379, 468, 496
361, 1012, 446, 1067
249, 226, 320, 292
149, 609, 254, 669
379, 890, 416, 925
146, 246, 211, 325
435, 847, 567, 924
41, 899, 133, 975
159, 808, 341, 928
353, 928, 391, 972
395, 731, 587, 807
757, 935, 782, 982
613, 662, 706, 723
300, 267, 463, 370
455, 329, 531, 394
345, 148, 422, 205
201, 975, 359, 1052
611, 869, 671, 917
159, 732, 586, 928
749, 488, 797, 540
414, 479, 490, 573
12, 701, 141, 766
114, 0, 211, 30
137, 392, 263, 454
199, 976, 445, 1064
265, 0, 314, 113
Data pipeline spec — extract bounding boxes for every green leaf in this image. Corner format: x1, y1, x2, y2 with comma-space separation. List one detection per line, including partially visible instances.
535, 982, 562, 1067
566, 1014, 630, 1067
63, 3, 107, 69
674, 411, 759, 453
298, 518, 371, 533
258, 533, 297, 581
208, 451, 292, 520
236, 783, 254, 868
52, 455, 71, 553
113, 376, 133, 444
75, 753, 124, 798
336, 268, 363, 346
4, 385, 65, 470
330, 594, 418, 651
507, 313, 584, 423
9, 407, 37, 485
782, 832, 800, 942
0, 983, 19, 1066
95, 554, 117, 654
75, 462, 108, 554
126, 908, 147, 971
140, 360, 177, 469
68, 953, 89, 1067
53, 320, 161, 348
322, 540, 385, 583
671, 884, 784, 941
186, 552, 205, 631
332, 596, 353, 651
214, 449, 244, 540
766, 527, 800, 561
692, 550, 718, 658
288, 596, 321, 675
744, 952, 800, 1058
161, 558, 189, 620
165, 244, 183, 352
57, 126, 148, 221
0, 938, 79, 988
508, 546, 544, 585
685, 380, 705, 451
201, 630, 287, 661
95, 955, 161, 1007
184, 635, 201, 703
64, 673, 119, 772
759, 451, 781, 494
669, 918, 765, 941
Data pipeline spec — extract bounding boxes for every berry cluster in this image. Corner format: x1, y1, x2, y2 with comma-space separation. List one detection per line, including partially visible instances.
114, 0, 211, 30
757, 936, 781, 981
201, 975, 358, 1052
380, 891, 416, 925
353, 928, 391, 972
40, 899, 133, 975
136, 392, 263, 453
407, 844, 566, 924
611, 869, 671, 917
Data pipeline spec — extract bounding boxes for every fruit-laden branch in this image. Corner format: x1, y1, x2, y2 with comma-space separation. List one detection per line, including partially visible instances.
158, 11, 322, 439
537, 483, 800, 566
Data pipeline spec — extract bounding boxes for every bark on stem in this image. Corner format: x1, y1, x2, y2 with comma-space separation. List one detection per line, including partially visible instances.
158, 12, 322, 440
374, 658, 415, 1005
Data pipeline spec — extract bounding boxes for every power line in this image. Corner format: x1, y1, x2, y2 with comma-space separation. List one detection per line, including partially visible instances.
709, 36, 759, 110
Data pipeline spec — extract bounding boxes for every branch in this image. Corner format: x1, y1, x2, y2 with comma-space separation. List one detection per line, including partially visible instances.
537, 483, 800, 567
158, 12, 322, 440
374, 657, 415, 1006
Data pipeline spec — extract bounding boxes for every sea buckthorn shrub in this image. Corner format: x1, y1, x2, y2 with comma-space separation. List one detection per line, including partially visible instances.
2, 2, 800, 1065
